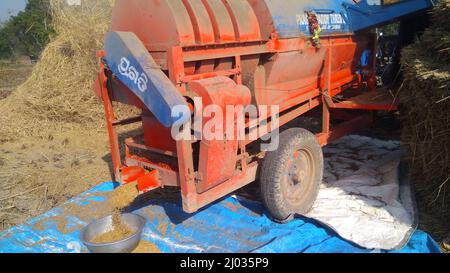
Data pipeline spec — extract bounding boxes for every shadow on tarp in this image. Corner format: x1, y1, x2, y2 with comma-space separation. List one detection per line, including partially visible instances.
0, 182, 442, 253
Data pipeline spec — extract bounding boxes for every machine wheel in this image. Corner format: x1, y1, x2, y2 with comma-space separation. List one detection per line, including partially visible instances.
260, 128, 323, 223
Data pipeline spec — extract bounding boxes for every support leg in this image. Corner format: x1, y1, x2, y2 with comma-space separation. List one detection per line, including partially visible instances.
98, 56, 122, 181
322, 47, 333, 135
177, 140, 198, 213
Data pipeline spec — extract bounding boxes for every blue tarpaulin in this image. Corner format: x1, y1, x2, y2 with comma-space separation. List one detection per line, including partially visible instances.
0, 182, 442, 253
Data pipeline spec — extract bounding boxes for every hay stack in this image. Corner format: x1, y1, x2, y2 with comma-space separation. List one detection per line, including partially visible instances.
0, 0, 124, 231
0, 0, 116, 143
400, 1, 450, 223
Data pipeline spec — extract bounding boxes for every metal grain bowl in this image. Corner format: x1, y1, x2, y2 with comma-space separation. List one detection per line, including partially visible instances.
80, 213, 146, 253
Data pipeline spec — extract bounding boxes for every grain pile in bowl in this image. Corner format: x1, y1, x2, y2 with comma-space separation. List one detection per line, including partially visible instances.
90, 182, 140, 244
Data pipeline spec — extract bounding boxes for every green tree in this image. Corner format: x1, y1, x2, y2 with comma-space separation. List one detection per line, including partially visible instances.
0, 0, 54, 59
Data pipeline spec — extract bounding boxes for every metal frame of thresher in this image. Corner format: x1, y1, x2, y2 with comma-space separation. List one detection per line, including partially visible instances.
97, 32, 399, 213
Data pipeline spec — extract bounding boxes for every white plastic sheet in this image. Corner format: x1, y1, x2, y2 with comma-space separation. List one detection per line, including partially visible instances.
307, 135, 416, 250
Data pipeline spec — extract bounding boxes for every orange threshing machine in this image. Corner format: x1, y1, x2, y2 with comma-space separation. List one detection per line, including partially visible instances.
93, 0, 434, 222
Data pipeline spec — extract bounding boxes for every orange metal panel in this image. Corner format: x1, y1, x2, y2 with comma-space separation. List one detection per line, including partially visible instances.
142, 112, 177, 153
222, 0, 262, 42
188, 76, 252, 194
201, 0, 236, 43
111, 0, 194, 47
182, 0, 215, 44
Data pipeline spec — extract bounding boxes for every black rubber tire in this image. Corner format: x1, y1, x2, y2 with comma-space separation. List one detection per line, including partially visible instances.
260, 128, 323, 223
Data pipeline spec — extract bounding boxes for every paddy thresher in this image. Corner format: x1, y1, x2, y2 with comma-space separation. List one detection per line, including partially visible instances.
94, 0, 435, 222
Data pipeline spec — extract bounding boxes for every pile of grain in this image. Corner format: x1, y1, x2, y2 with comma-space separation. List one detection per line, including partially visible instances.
400, 1, 450, 236
91, 182, 139, 244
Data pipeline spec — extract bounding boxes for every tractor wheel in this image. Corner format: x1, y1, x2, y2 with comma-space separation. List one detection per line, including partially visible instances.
260, 128, 323, 223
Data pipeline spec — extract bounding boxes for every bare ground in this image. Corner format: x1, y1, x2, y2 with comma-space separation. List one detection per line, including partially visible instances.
0, 130, 113, 230
0, 64, 33, 100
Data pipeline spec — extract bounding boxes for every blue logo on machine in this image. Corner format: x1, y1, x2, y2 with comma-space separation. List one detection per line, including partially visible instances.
118, 57, 148, 93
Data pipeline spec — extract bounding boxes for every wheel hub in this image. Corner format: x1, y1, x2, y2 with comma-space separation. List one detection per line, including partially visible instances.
283, 149, 315, 205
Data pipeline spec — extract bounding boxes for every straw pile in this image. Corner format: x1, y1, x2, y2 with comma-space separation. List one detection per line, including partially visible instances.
0, 0, 116, 143
400, 1, 450, 229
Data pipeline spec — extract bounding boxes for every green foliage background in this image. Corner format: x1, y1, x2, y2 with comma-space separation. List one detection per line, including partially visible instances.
0, 0, 54, 59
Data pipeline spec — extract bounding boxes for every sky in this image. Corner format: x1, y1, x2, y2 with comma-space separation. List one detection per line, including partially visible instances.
0, 0, 27, 22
